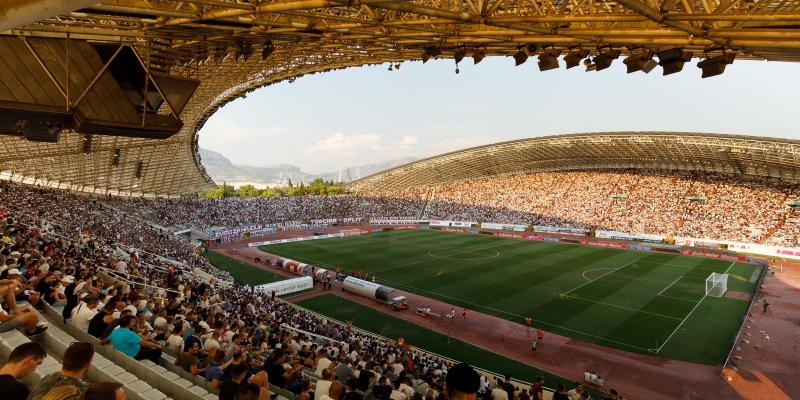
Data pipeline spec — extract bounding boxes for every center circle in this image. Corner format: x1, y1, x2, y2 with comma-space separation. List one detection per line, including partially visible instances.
427, 247, 500, 260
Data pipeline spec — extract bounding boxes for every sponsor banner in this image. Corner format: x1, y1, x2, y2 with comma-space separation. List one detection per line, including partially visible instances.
746, 257, 769, 266
429, 220, 450, 226
596, 230, 665, 243
249, 233, 344, 247
523, 235, 543, 241
451, 221, 476, 227
442, 227, 466, 233
371, 216, 417, 221
482, 222, 528, 231
254, 276, 314, 296
627, 244, 652, 251
680, 250, 746, 261
493, 232, 523, 239
653, 247, 681, 254
581, 240, 627, 249
543, 237, 561, 242
419, 226, 430, 230
281, 224, 328, 231
394, 226, 419, 230
372, 229, 385, 233
371, 220, 420, 225
533, 226, 588, 235
214, 224, 267, 238
306, 217, 365, 224
467, 229, 480, 234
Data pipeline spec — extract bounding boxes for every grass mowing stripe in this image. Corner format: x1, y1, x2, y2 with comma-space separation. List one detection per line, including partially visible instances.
256, 230, 758, 364
296, 294, 607, 400
378, 277, 652, 352
562, 259, 638, 295
565, 296, 684, 320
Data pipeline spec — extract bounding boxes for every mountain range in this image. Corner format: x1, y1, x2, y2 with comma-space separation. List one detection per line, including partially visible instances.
198, 148, 418, 188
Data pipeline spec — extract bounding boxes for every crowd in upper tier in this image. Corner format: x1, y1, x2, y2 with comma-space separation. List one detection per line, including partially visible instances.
424, 170, 798, 245
104, 191, 425, 231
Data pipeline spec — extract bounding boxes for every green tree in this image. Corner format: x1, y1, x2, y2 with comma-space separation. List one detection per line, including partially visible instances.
203, 182, 236, 198
235, 184, 262, 198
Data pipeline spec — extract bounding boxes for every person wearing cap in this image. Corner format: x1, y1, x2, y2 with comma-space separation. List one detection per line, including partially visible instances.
446, 363, 481, 400
3, 268, 41, 307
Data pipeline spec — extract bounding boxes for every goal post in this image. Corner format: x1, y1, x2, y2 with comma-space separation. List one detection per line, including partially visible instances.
340, 229, 361, 237
706, 272, 729, 297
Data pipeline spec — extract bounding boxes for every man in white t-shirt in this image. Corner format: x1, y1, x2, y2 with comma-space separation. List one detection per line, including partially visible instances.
390, 381, 407, 400
203, 331, 222, 353
116, 260, 127, 274
71, 294, 98, 332
393, 360, 404, 375
315, 353, 332, 376
491, 379, 509, 400
153, 310, 167, 330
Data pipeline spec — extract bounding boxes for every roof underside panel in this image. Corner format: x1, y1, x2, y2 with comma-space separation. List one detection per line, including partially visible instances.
347, 133, 800, 192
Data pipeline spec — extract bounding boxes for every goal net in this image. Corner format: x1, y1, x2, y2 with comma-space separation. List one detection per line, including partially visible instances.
706, 272, 729, 297
340, 229, 361, 237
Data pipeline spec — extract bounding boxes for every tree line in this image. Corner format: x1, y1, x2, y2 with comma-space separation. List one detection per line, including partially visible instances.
200, 178, 346, 198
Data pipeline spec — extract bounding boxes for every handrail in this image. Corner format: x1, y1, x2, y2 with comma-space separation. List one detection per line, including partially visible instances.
96, 265, 182, 296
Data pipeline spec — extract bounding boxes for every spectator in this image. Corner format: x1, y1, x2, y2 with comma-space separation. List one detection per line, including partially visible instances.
529, 377, 545, 400
27, 342, 92, 400
205, 351, 226, 389
322, 381, 344, 400
552, 384, 569, 400
0, 302, 47, 337
80, 382, 125, 400
104, 314, 163, 363
220, 363, 249, 400
566, 383, 583, 400
0, 342, 47, 400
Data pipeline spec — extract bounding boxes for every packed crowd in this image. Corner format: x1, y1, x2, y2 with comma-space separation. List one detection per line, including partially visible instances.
0, 181, 613, 400
0, 181, 228, 281
425, 170, 797, 244
104, 190, 425, 231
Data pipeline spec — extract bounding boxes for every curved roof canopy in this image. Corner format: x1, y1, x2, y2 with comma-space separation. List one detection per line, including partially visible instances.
347, 132, 800, 192
2, 0, 800, 196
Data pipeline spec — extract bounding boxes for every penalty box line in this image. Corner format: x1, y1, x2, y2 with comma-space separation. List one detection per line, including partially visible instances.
562, 259, 639, 296
379, 278, 653, 353
655, 262, 736, 353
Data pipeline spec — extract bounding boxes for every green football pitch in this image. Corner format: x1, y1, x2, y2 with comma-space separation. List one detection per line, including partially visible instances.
260, 229, 762, 365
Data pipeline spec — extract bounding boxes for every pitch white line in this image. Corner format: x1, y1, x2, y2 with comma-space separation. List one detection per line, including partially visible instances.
379, 278, 653, 352
562, 259, 638, 295
581, 268, 617, 282
656, 262, 736, 353
658, 276, 684, 296
370, 241, 521, 274
657, 294, 700, 302
565, 296, 683, 320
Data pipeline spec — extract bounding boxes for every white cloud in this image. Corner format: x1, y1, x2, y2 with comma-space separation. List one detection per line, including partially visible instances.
302, 132, 382, 155
396, 135, 419, 150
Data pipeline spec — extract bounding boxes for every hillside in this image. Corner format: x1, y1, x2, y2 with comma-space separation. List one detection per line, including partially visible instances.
197, 148, 418, 187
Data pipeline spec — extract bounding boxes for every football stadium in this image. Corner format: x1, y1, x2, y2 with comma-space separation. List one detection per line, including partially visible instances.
2, 2, 800, 400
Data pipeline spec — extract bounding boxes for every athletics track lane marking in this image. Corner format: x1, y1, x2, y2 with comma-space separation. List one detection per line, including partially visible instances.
653, 262, 737, 353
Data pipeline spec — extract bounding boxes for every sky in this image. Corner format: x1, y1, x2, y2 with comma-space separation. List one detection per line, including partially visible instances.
198, 56, 800, 174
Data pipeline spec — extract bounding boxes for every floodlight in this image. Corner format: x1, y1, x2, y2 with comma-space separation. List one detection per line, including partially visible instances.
472, 49, 485, 65
513, 50, 528, 66
563, 49, 589, 69
46, 123, 62, 136
422, 51, 431, 63
657, 47, 692, 76
454, 47, 466, 64
642, 59, 658, 73
424, 45, 442, 57
697, 52, 735, 78
584, 58, 596, 71
623, 50, 654, 73
388, 64, 393, 71
523, 43, 538, 56
594, 49, 621, 71
214, 48, 229, 66
538, 48, 561, 72
395, 64, 400, 70
455, 66, 460, 74
261, 40, 275, 60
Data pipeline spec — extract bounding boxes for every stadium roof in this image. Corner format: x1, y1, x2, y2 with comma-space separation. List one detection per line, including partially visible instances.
346, 132, 800, 192
3, 1, 800, 196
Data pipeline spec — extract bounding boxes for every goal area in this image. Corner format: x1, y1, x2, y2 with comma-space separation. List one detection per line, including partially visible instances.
706, 272, 729, 297
340, 229, 361, 237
